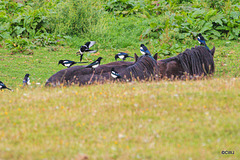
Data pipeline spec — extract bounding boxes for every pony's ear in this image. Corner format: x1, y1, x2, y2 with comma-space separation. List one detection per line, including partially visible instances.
153, 53, 158, 61
134, 53, 138, 62
210, 46, 215, 56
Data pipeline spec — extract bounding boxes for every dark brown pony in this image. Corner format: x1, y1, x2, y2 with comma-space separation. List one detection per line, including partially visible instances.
45, 61, 133, 86
45, 46, 214, 86
45, 53, 158, 86
157, 46, 215, 79
118, 54, 159, 81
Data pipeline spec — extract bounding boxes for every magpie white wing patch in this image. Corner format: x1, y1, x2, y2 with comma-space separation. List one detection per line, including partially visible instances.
140, 47, 146, 55
92, 64, 99, 68
111, 73, 117, 78
88, 41, 96, 48
27, 78, 31, 85
118, 55, 124, 59
65, 63, 71, 67
88, 50, 97, 53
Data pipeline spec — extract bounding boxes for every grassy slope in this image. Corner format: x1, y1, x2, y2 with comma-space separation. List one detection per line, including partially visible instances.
0, 40, 240, 159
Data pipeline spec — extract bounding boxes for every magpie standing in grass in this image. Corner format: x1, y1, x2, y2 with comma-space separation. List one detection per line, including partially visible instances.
0, 81, 12, 91
23, 74, 30, 86
197, 33, 210, 51
115, 52, 133, 61
85, 57, 103, 70
111, 68, 121, 79
140, 44, 151, 56
76, 41, 97, 62
58, 60, 87, 68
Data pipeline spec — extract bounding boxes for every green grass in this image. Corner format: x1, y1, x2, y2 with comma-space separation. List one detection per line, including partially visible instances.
0, 40, 239, 88
0, 40, 240, 159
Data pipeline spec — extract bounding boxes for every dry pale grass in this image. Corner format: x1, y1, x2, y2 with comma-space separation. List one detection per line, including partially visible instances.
0, 77, 239, 159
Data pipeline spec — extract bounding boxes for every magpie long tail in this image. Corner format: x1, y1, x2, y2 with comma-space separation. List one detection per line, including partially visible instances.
80, 54, 83, 62
204, 44, 210, 52
6, 87, 13, 91
148, 54, 156, 61
128, 56, 134, 58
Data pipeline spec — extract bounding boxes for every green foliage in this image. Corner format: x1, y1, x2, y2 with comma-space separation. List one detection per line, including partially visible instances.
0, 0, 49, 39
104, 0, 151, 17
47, 0, 102, 36
0, 0, 240, 55
4, 36, 32, 54
0, 0, 64, 53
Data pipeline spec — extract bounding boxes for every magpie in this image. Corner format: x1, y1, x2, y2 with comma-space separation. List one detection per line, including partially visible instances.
197, 33, 210, 51
111, 68, 121, 79
58, 60, 87, 68
85, 57, 103, 70
140, 44, 156, 61
23, 73, 30, 86
115, 52, 133, 61
0, 81, 12, 91
76, 41, 97, 62
140, 44, 151, 55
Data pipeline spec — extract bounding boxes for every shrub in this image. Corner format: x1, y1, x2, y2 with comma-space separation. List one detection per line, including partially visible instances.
47, 0, 103, 36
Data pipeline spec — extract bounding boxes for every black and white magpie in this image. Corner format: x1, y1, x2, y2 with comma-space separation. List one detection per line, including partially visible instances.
140, 44, 156, 61
197, 33, 210, 51
140, 44, 151, 55
0, 81, 12, 91
115, 52, 133, 61
85, 57, 103, 70
23, 73, 30, 86
111, 68, 121, 79
76, 41, 97, 62
58, 60, 87, 68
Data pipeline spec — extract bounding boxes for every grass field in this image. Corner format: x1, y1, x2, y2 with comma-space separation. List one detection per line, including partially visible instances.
0, 40, 240, 159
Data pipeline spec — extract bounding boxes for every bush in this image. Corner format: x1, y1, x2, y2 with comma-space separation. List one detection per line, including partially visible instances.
47, 0, 103, 36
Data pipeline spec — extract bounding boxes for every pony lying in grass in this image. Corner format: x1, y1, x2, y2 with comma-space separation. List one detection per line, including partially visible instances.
45, 61, 133, 86
45, 53, 158, 86
157, 46, 215, 79
46, 46, 215, 86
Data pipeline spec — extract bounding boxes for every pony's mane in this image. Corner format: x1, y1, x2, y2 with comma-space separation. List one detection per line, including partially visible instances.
176, 46, 214, 76
121, 55, 158, 80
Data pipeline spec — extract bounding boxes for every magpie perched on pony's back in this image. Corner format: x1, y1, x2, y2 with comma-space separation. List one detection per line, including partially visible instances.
140, 44, 151, 55
23, 73, 30, 86
58, 60, 87, 68
115, 52, 133, 61
85, 57, 103, 70
76, 41, 97, 62
0, 81, 12, 91
197, 33, 210, 51
111, 68, 121, 79
140, 44, 157, 61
